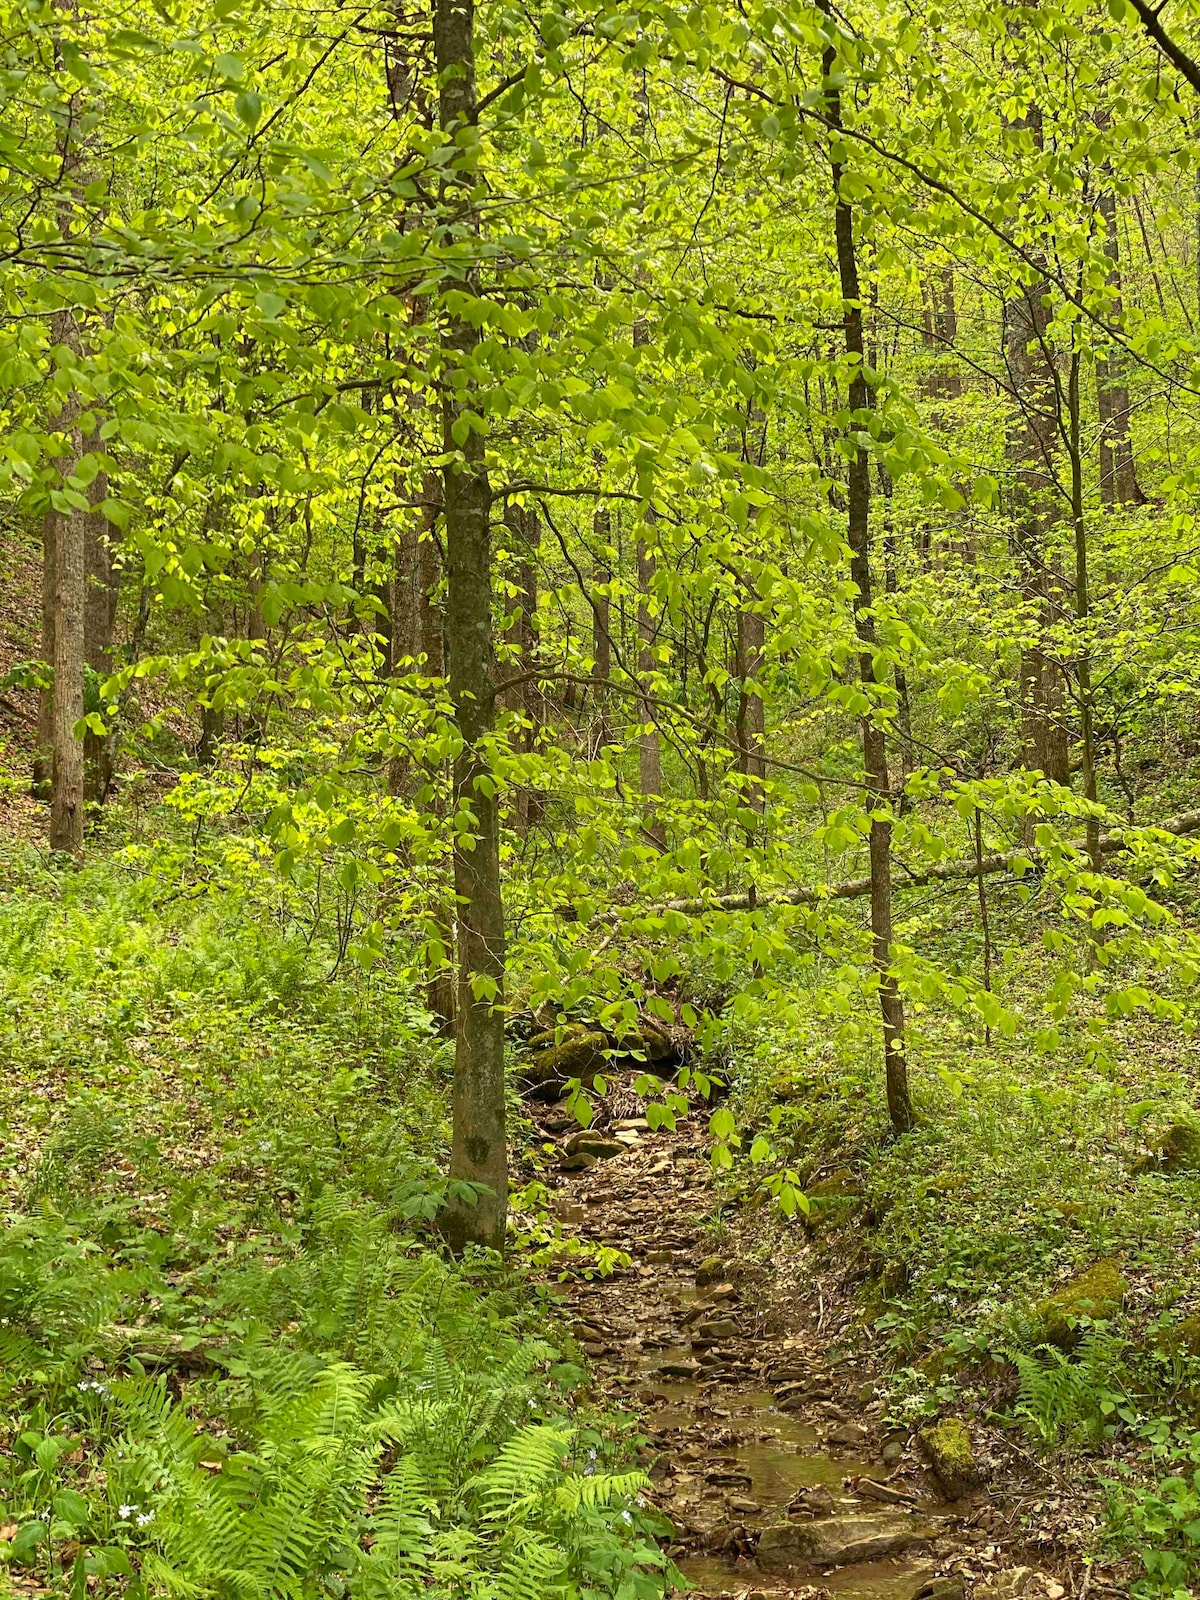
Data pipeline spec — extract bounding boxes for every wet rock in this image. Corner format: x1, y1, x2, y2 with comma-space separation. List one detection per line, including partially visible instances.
660, 1358, 702, 1378
787, 1485, 837, 1518
1031, 1257, 1126, 1348
881, 1438, 906, 1466
758, 1511, 935, 1569
696, 1255, 728, 1285
920, 1418, 983, 1497
826, 1421, 870, 1447
521, 1029, 608, 1096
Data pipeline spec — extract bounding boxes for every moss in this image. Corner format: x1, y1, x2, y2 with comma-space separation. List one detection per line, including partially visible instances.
808, 1168, 864, 1201
916, 1345, 964, 1383
519, 1030, 607, 1091
1032, 1257, 1127, 1349
1154, 1315, 1200, 1358
1160, 1123, 1200, 1173
919, 1417, 982, 1496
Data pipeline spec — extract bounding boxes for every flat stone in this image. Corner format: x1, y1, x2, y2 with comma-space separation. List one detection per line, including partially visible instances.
559, 1152, 597, 1171
757, 1511, 935, 1570
564, 1131, 625, 1159
696, 1318, 739, 1340
827, 1421, 870, 1447
659, 1358, 701, 1378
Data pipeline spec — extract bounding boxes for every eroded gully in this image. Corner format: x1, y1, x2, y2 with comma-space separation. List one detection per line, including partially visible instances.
539, 1105, 977, 1600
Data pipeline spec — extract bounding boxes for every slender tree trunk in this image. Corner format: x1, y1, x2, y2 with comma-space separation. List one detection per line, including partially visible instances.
47, 310, 86, 857
1068, 348, 1102, 871
734, 603, 765, 811
416, 480, 458, 1034
823, 15, 913, 1135
591, 493, 612, 753
34, 517, 55, 799
636, 521, 664, 843
1002, 103, 1070, 792
435, 0, 506, 1254
1095, 190, 1144, 507
83, 429, 115, 803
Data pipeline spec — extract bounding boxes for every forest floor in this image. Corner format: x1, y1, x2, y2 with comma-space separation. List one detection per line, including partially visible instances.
533, 1081, 1137, 1600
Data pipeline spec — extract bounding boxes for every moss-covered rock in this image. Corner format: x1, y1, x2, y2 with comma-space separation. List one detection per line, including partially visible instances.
1160, 1123, 1200, 1172
1032, 1257, 1126, 1348
808, 1168, 864, 1201
919, 1417, 982, 1498
519, 1029, 608, 1096
915, 1346, 964, 1384
1154, 1315, 1200, 1359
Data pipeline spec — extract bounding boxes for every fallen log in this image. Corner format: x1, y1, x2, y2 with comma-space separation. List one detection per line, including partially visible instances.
556, 808, 1200, 925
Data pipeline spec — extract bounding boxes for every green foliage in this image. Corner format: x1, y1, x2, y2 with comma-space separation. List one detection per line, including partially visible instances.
0, 857, 669, 1599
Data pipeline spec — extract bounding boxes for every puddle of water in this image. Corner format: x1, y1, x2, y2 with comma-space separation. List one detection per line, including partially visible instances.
672, 1553, 934, 1598
731, 1436, 870, 1502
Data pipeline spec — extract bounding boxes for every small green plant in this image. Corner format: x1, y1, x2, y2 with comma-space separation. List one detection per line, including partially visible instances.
1105, 1432, 1200, 1597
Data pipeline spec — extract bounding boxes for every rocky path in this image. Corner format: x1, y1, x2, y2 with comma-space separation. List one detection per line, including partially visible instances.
538, 1100, 1077, 1600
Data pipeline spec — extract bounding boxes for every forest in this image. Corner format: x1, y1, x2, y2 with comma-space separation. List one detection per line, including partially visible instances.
5, 0, 1200, 1593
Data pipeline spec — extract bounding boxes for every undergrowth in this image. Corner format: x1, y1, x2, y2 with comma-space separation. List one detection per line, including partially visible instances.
0, 844, 671, 1599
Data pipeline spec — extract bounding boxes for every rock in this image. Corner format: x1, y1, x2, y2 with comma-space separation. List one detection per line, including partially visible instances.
915, 1578, 965, 1600
1154, 1315, 1200, 1357
696, 1255, 728, 1286
563, 1132, 624, 1160
659, 1358, 701, 1378
696, 1318, 739, 1341
788, 1485, 837, 1518
880, 1439, 905, 1466
646, 1248, 676, 1264
757, 1511, 935, 1569
1150, 1122, 1200, 1173
919, 1418, 983, 1497
1032, 1257, 1126, 1348
808, 1167, 865, 1200
559, 1152, 597, 1171
826, 1421, 870, 1447
974, 1570, 1040, 1600
728, 1495, 761, 1515
520, 1029, 608, 1096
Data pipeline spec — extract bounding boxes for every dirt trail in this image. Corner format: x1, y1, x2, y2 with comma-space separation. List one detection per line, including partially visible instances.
539, 1099, 1071, 1600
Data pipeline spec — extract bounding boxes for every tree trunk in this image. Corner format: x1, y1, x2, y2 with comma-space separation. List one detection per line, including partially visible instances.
591, 495, 612, 753
823, 12, 913, 1136
47, 309, 86, 857
34, 514, 55, 799
636, 522, 664, 843
83, 427, 115, 803
435, 0, 506, 1254
1095, 191, 1144, 507
734, 603, 765, 811
1004, 282, 1070, 788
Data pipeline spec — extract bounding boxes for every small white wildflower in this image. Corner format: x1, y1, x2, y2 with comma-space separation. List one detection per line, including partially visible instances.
136, 1511, 155, 1528
118, 1504, 136, 1520
587, 1448, 597, 1460
621, 1510, 633, 1524
636, 1495, 646, 1508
